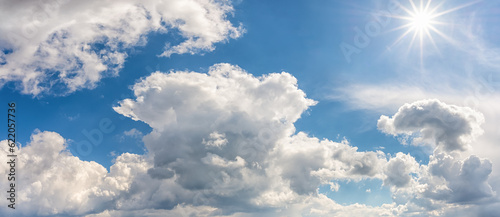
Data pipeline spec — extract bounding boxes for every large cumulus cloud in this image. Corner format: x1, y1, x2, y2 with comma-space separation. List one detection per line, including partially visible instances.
113, 63, 388, 212
0, 0, 243, 95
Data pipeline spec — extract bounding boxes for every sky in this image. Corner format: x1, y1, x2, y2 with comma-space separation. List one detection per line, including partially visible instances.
0, 0, 500, 216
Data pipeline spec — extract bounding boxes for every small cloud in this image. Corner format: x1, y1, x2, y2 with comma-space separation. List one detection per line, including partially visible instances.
123, 128, 143, 139
65, 113, 80, 121
366, 189, 371, 193
329, 182, 340, 192
120, 128, 144, 143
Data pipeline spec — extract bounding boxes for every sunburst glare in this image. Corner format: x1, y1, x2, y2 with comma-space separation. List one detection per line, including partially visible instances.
390, 0, 479, 62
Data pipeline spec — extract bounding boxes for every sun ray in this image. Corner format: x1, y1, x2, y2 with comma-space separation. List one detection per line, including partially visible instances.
408, 29, 419, 52
424, 0, 432, 12
409, 0, 419, 14
389, 27, 414, 48
419, 29, 423, 63
428, 25, 454, 43
431, 0, 480, 18
386, 22, 414, 33
425, 28, 440, 55
427, 1, 446, 17
389, 0, 479, 64
396, 1, 416, 17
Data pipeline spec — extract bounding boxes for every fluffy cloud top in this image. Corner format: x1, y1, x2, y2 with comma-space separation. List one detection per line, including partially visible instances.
0, 0, 243, 95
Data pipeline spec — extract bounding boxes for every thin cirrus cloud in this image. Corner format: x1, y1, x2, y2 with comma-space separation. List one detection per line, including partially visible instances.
1, 64, 498, 216
0, 0, 243, 96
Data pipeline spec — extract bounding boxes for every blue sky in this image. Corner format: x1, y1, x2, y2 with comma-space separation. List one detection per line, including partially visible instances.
1, 0, 500, 216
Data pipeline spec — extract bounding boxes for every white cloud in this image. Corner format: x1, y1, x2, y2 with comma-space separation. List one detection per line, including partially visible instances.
0, 130, 150, 216
114, 63, 320, 209
274, 133, 387, 195
375, 100, 497, 214
113, 63, 387, 201
385, 152, 496, 215
123, 128, 143, 139
3, 64, 498, 216
0, 0, 243, 95
378, 99, 485, 152
329, 182, 340, 192
425, 153, 494, 203
336, 83, 500, 176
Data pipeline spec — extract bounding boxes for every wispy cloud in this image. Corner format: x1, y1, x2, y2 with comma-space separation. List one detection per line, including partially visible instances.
123, 128, 143, 139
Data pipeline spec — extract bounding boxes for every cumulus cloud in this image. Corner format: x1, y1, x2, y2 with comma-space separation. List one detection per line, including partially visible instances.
377, 99, 497, 214
385, 152, 496, 215
425, 153, 494, 203
0, 130, 150, 216
378, 99, 485, 152
113, 63, 386, 200
0, 0, 243, 95
2, 65, 498, 216
333, 82, 500, 176
113, 64, 317, 202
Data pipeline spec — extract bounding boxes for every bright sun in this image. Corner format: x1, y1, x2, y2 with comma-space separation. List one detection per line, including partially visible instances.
391, 0, 478, 61
411, 11, 434, 31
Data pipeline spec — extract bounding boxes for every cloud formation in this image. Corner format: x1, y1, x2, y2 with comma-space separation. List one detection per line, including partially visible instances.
113, 63, 388, 211
2, 66, 498, 216
378, 99, 484, 152
0, 130, 150, 216
0, 0, 243, 95
377, 99, 497, 214
426, 153, 494, 203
